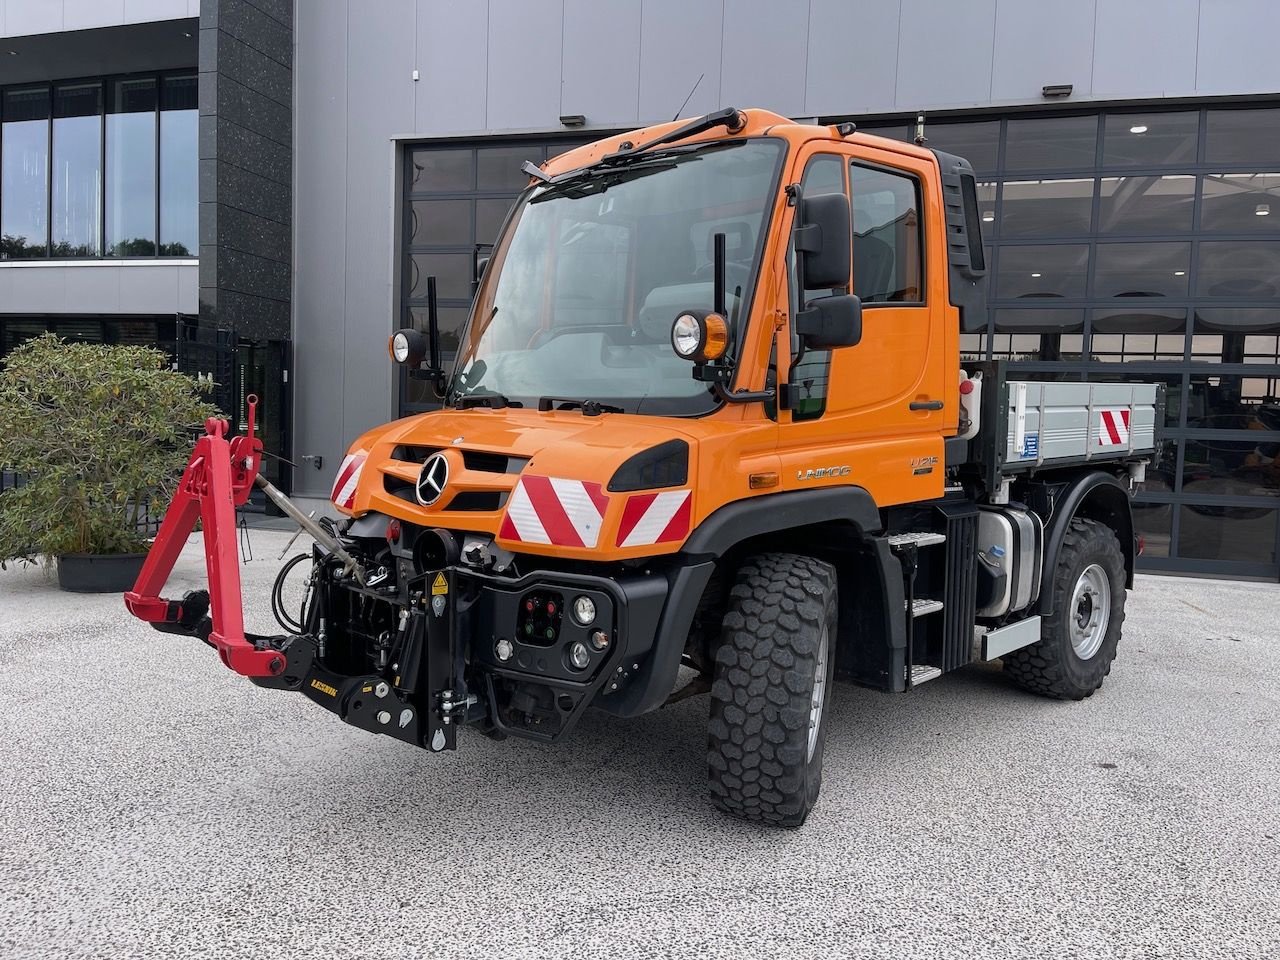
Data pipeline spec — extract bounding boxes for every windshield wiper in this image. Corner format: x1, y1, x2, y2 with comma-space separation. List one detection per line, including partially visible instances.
599, 106, 746, 166
537, 396, 624, 417
456, 392, 521, 410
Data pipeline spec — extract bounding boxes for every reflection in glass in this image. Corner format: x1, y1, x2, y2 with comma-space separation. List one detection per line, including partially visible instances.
996, 244, 1089, 299
959, 332, 988, 360
1191, 309, 1280, 364
1090, 308, 1187, 364
410, 148, 472, 192
477, 146, 537, 191
1005, 115, 1097, 171
1178, 506, 1277, 563
1093, 242, 1190, 298
923, 121, 1000, 173
159, 76, 198, 256
999, 178, 1093, 238
410, 199, 472, 245
1097, 175, 1194, 234
409, 253, 472, 300
476, 198, 513, 244
850, 163, 922, 303
106, 79, 157, 257
1205, 109, 1280, 166
1198, 241, 1280, 298
1, 87, 51, 258
1201, 173, 1280, 232
993, 308, 1084, 361
52, 82, 102, 257
1187, 373, 1280, 429
1102, 112, 1198, 167
1131, 500, 1172, 557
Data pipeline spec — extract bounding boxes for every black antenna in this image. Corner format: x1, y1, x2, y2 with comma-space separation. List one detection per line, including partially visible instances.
713, 232, 726, 315
672, 73, 705, 122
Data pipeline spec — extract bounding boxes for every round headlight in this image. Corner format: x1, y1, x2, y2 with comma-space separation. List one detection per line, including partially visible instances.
388, 328, 427, 366
671, 313, 702, 359
670, 311, 728, 363
568, 641, 591, 670
391, 331, 411, 363
572, 595, 596, 626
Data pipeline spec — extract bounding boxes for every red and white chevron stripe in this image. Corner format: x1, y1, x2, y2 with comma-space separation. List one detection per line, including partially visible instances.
1098, 409, 1131, 447
616, 490, 692, 548
499, 475, 609, 548
331, 452, 367, 510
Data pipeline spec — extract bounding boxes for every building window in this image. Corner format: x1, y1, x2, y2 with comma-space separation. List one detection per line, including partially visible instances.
52, 83, 102, 256
106, 78, 158, 257
0, 73, 195, 261
1, 86, 51, 258
160, 76, 198, 256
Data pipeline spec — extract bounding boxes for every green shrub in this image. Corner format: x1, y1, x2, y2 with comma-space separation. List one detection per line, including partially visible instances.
0, 334, 216, 562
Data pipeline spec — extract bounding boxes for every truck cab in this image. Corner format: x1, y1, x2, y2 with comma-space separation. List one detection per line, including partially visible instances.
127, 109, 1159, 827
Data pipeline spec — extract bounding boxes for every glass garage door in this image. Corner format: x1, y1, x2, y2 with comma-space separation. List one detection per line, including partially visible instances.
398, 136, 591, 416
856, 106, 1280, 580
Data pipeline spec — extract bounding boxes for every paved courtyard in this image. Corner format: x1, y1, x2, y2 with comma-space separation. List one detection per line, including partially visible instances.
1, 529, 1277, 959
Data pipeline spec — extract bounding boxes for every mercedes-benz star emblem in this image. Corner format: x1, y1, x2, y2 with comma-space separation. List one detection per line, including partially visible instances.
415, 452, 450, 506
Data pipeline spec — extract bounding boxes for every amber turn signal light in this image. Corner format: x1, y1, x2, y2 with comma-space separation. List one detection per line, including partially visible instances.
670, 310, 728, 363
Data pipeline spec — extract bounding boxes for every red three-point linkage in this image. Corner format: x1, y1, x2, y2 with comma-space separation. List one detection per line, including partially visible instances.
123, 396, 284, 678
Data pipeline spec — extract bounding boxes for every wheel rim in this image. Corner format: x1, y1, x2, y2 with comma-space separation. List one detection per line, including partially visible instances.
1069, 563, 1111, 660
807, 624, 829, 762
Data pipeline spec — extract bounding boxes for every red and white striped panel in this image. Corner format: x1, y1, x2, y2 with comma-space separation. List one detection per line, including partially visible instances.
1098, 409, 1132, 447
499, 475, 609, 548
330, 452, 367, 510
616, 490, 691, 548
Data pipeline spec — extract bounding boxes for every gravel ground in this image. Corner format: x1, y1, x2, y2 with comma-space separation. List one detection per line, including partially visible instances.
1, 528, 1278, 960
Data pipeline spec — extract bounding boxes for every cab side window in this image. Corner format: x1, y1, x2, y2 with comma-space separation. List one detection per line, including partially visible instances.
849, 164, 924, 304
791, 155, 845, 421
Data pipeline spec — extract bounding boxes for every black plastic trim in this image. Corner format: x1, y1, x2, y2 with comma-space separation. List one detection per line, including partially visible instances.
607, 439, 690, 492
932, 149, 988, 333
681, 487, 883, 558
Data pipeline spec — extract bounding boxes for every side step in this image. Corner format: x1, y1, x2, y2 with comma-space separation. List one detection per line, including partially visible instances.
909, 664, 942, 685
909, 598, 944, 618
888, 531, 947, 550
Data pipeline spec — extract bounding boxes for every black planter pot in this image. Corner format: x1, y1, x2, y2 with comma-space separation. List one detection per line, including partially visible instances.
57, 552, 147, 593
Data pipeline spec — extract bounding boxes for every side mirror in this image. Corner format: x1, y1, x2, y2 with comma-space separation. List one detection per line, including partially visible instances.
795, 192, 851, 290
795, 294, 862, 350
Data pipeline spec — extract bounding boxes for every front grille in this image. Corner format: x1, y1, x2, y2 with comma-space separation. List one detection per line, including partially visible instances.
390, 445, 441, 464
384, 475, 416, 503
462, 450, 528, 474
445, 491, 508, 512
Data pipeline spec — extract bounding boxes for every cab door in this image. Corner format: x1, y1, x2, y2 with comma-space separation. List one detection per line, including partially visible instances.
776, 142, 949, 507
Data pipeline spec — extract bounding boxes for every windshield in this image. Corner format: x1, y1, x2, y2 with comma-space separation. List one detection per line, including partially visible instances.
449, 138, 785, 415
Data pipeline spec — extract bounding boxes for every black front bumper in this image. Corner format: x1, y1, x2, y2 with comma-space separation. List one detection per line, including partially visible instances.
250, 555, 713, 751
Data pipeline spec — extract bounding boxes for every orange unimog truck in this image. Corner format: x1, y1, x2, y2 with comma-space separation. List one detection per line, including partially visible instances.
127, 108, 1161, 826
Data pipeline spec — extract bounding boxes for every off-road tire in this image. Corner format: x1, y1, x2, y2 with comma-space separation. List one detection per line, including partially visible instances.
707, 553, 837, 827
1003, 518, 1126, 700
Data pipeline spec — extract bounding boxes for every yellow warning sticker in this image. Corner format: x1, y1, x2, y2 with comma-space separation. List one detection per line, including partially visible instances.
431, 573, 449, 596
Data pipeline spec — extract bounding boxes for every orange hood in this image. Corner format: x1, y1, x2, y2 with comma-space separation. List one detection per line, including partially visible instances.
331, 407, 779, 560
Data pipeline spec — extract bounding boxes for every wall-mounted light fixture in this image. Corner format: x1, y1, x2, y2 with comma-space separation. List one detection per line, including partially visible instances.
559, 114, 586, 128
1257, 203, 1271, 217
1041, 84, 1073, 98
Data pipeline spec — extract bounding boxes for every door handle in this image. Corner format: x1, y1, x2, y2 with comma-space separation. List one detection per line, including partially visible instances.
909, 399, 944, 411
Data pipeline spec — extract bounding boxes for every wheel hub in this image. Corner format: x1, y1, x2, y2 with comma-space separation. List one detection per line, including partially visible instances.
1068, 563, 1111, 660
